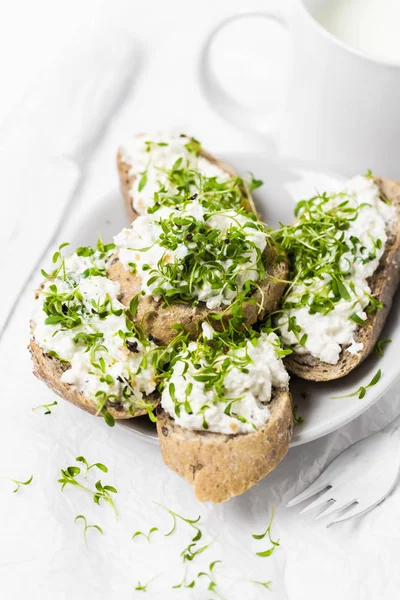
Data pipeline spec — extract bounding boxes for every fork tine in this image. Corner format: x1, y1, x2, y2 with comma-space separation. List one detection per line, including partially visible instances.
327, 501, 362, 527
314, 499, 357, 521
298, 489, 334, 515
286, 483, 331, 508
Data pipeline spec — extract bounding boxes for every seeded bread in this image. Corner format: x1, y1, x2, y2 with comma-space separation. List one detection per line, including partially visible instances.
285, 177, 400, 381
117, 143, 257, 223
156, 388, 293, 503
107, 246, 288, 346
29, 340, 158, 419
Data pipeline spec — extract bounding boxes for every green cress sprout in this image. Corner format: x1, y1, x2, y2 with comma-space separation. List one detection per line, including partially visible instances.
58, 458, 118, 518
74, 515, 103, 547
9, 475, 33, 493
76, 456, 108, 479
374, 338, 392, 357
134, 580, 149, 592
332, 369, 382, 400
32, 401, 58, 415
252, 507, 280, 557
172, 569, 196, 589
198, 561, 225, 599
132, 527, 159, 543
154, 502, 211, 563
250, 580, 272, 590
292, 403, 304, 425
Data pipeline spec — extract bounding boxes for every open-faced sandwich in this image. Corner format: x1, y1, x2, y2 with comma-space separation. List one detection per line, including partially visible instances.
117, 132, 257, 221
110, 195, 287, 345
273, 175, 400, 381
30, 239, 161, 425
156, 323, 293, 503
111, 133, 288, 345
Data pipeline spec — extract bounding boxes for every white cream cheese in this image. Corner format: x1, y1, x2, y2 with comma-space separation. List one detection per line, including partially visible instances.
120, 132, 229, 215
277, 175, 396, 364
114, 202, 267, 309
32, 247, 157, 413
161, 327, 289, 434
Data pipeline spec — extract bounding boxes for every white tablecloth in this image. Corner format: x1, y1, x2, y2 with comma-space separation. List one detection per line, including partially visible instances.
1, 1, 399, 599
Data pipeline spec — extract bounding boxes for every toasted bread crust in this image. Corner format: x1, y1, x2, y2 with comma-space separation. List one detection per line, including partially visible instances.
117, 143, 257, 223
107, 247, 288, 346
156, 388, 293, 503
284, 177, 400, 381
29, 339, 159, 419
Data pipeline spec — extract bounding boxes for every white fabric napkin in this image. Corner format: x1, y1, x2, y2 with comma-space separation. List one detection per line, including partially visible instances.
0, 29, 140, 339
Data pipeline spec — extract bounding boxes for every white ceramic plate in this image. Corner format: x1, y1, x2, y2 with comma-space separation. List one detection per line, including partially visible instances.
69, 154, 400, 447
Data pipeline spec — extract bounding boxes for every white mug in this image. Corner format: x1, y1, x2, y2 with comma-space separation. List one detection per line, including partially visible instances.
200, 1, 400, 179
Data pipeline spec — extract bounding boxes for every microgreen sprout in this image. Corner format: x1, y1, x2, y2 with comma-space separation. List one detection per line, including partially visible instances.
154, 502, 201, 538
292, 403, 304, 425
132, 527, 159, 543
374, 338, 392, 357
32, 401, 57, 415
74, 515, 103, 546
198, 561, 225, 599
331, 369, 382, 400
135, 580, 149, 592
250, 580, 272, 590
252, 507, 280, 557
154, 503, 211, 563
9, 475, 33, 493
58, 459, 118, 518
249, 173, 263, 191
75, 456, 108, 479
181, 540, 211, 563
172, 569, 196, 589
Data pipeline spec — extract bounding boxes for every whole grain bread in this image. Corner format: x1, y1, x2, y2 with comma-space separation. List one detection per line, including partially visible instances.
117, 142, 257, 222
284, 177, 400, 381
156, 387, 293, 503
107, 245, 288, 346
29, 341, 159, 420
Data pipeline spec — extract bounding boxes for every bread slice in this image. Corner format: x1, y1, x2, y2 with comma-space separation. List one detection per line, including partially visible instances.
156, 388, 293, 503
284, 177, 400, 381
30, 265, 161, 421
29, 339, 158, 419
107, 246, 288, 346
117, 141, 257, 222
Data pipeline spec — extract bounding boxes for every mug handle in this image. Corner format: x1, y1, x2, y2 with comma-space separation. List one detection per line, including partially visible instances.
199, 12, 291, 139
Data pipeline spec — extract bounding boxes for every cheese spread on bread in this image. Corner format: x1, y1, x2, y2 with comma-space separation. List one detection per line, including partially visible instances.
161, 324, 289, 434
114, 199, 269, 310
32, 242, 158, 421
276, 175, 396, 364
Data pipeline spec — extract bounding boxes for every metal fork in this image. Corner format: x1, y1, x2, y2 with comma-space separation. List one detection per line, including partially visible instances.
286, 412, 400, 526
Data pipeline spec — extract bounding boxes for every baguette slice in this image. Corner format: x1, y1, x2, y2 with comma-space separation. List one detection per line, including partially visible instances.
156, 388, 293, 503
29, 340, 159, 420
108, 246, 288, 346
285, 177, 400, 381
30, 263, 161, 420
29, 339, 159, 419
117, 141, 257, 222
